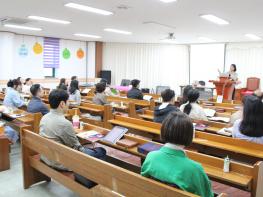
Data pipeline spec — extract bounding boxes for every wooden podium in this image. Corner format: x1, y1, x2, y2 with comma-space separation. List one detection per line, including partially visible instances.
209, 77, 235, 100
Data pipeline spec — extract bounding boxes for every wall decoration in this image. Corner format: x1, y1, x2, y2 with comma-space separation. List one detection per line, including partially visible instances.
18, 44, 28, 57
33, 42, 43, 54
63, 48, 71, 59
76, 48, 84, 59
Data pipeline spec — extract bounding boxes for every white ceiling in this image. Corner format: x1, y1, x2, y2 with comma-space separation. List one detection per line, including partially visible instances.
0, 0, 263, 43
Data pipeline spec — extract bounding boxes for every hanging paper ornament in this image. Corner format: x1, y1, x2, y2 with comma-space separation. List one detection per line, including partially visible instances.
33, 42, 43, 54
18, 44, 28, 57
76, 48, 84, 59
63, 48, 71, 59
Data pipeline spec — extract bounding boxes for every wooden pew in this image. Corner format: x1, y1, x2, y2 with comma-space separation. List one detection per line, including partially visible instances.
77, 103, 113, 129
77, 123, 262, 197
108, 115, 263, 164
21, 129, 201, 197
0, 135, 10, 171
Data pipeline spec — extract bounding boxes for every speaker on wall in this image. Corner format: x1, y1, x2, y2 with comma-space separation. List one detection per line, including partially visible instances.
100, 70, 111, 85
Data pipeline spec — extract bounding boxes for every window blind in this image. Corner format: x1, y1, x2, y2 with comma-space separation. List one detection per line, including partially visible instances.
43, 37, 60, 68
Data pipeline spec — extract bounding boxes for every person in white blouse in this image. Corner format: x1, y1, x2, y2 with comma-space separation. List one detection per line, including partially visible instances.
69, 80, 81, 105
180, 89, 208, 121
22, 78, 33, 94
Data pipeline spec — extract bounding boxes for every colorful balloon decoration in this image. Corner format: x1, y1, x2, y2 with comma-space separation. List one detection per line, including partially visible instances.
63, 48, 71, 59
77, 48, 84, 59
18, 44, 28, 57
33, 42, 43, 54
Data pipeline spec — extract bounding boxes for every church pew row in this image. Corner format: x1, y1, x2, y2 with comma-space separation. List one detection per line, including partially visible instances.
108, 115, 263, 164
21, 129, 207, 197
0, 135, 10, 172
77, 123, 262, 197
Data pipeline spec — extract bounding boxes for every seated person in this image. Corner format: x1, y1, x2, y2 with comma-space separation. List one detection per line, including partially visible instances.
69, 80, 81, 105
22, 78, 33, 94
27, 84, 49, 115
141, 111, 213, 197
57, 78, 68, 91
180, 89, 207, 121
154, 89, 179, 123
100, 79, 119, 96
40, 89, 106, 187
127, 79, 143, 100
232, 95, 263, 144
180, 85, 193, 105
92, 82, 108, 105
3, 79, 25, 108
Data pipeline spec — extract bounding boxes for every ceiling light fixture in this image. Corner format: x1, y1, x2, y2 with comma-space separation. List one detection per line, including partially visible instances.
4, 24, 42, 31
159, 0, 177, 3
198, 37, 216, 42
104, 28, 132, 35
65, 3, 113, 16
200, 14, 229, 25
245, 34, 262, 40
74, 33, 101, 39
28, 16, 71, 24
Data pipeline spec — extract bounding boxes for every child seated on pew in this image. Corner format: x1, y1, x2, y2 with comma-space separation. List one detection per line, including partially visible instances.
69, 80, 81, 105
39, 89, 106, 188
154, 89, 179, 123
141, 111, 213, 197
232, 95, 263, 144
180, 89, 208, 121
92, 82, 109, 105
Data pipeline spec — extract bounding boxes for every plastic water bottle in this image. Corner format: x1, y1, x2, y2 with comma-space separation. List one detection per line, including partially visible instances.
223, 156, 230, 173
72, 110, 80, 129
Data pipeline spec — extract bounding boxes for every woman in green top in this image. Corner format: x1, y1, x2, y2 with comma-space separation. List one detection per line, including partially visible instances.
141, 111, 214, 197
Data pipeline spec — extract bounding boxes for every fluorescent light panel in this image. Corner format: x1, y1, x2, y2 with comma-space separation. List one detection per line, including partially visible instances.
160, 0, 177, 3
4, 24, 42, 31
104, 28, 132, 35
245, 34, 262, 40
200, 14, 229, 25
74, 33, 101, 39
199, 37, 216, 42
65, 3, 113, 16
28, 16, 71, 24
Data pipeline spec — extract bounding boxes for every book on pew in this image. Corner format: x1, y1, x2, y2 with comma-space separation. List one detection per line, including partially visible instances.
203, 102, 215, 106
204, 108, 216, 117
81, 88, 91, 94
138, 142, 163, 155
116, 139, 139, 148
217, 127, 233, 136
215, 108, 226, 113
102, 126, 128, 144
194, 123, 208, 131
143, 95, 152, 101
208, 117, 230, 123
76, 130, 104, 142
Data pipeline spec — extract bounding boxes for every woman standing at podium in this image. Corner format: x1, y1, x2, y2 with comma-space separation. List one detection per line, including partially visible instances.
218, 64, 238, 99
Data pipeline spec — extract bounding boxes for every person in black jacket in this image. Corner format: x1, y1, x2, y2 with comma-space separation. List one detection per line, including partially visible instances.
127, 79, 143, 100
154, 89, 179, 123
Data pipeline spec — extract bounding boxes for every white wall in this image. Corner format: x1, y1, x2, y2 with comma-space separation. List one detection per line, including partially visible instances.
103, 43, 189, 94
0, 32, 88, 80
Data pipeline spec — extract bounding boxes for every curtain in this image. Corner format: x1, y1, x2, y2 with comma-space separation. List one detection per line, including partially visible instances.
102, 43, 189, 94
225, 43, 263, 88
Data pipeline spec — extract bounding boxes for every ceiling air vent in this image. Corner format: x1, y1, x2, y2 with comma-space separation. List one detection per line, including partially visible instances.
0, 17, 32, 25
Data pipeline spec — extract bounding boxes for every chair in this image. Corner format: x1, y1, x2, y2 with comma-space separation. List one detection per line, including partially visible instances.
120, 79, 131, 86
199, 81, 206, 86
241, 77, 260, 96
156, 86, 170, 94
